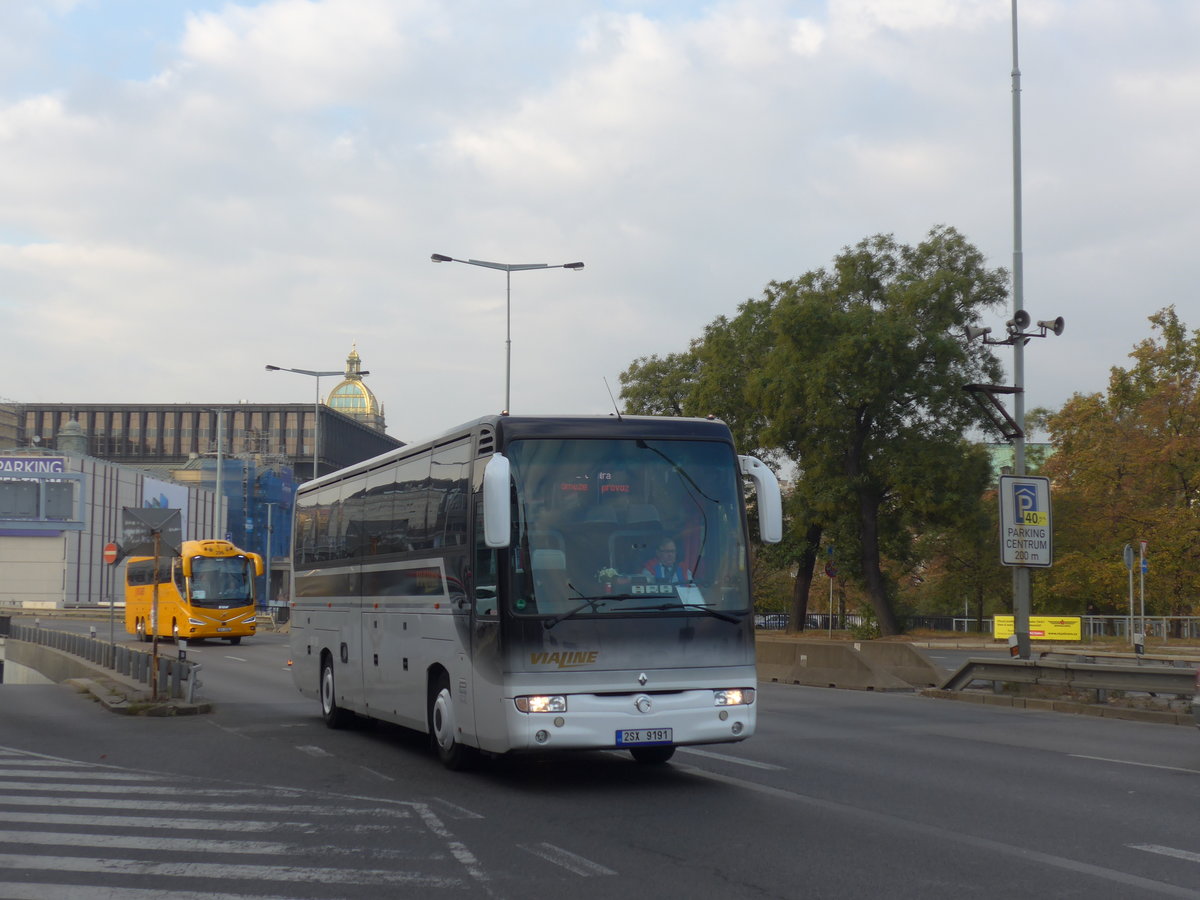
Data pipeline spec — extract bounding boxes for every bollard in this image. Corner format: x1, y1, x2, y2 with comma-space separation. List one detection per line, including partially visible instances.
186, 664, 202, 704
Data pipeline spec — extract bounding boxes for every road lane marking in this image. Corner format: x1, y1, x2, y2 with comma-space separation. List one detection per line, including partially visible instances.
0, 885, 301, 900
1131, 845, 1200, 864
0, 811, 308, 831
1070, 755, 1200, 776
431, 797, 485, 819
0, 854, 463, 887
0, 830, 293, 854
683, 765, 1199, 898
678, 747, 785, 770
519, 842, 617, 876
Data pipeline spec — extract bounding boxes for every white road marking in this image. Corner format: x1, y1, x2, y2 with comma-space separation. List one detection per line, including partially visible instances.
0, 811, 307, 832
0, 830, 293, 855
678, 747, 785, 770
1131, 844, 1200, 865
520, 842, 617, 876
0, 885, 302, 900
0, 854, 462, 887
296, 744, 332, 758
684, 765, 1200, 898
431, 797, 486, 819
1070, 755, 1200, 777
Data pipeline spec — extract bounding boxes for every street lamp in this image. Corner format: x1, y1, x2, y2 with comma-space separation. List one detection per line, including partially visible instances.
265, 364, 366, 480
431, 253, 584, 412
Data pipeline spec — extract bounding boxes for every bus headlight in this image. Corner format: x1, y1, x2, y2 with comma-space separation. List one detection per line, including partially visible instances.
713, 689, 755, 707
188, 619, 205, 626
515, 695, 568, 713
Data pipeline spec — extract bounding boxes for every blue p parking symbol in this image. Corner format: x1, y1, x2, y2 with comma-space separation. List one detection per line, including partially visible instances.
1012, 482, 1046, 526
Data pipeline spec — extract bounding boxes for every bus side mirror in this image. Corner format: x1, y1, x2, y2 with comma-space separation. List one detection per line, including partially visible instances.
181, 557, 193, 578
248, 553, 265, 576
738, 455, 783, 544
482, 453, 512, 549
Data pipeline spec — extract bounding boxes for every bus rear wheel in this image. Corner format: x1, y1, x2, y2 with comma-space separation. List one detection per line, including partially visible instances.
320, 656, 351, 729
429, 672, 474, 770
630, 746, 676, 765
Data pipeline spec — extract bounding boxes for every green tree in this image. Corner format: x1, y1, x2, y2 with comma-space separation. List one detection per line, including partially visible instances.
620, 226, 1010, 635
1043, 307, 1200, 623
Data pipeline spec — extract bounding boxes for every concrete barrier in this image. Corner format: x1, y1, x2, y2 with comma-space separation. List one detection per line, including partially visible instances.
850, 640, 943, 688
755, 637, 913, 691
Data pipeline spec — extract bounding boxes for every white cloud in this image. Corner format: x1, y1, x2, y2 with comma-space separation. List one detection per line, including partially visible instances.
0, 0, 1195, 441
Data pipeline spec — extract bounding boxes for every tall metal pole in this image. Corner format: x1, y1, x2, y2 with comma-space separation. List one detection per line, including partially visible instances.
505, 269, 512, 413
313, 377, 321, 481
151, 529, 160, 701
264, 501, 275, 613
1010, 0, 1032, 660
215, 410, 225, 539
430, 254, 584, 413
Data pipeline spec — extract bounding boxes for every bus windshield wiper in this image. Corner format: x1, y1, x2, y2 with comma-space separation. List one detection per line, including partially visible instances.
542, 592, 640, 629
617, 603, 743, 624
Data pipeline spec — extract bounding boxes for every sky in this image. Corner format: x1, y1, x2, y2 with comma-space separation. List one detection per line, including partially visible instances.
2, 0, 1197, 446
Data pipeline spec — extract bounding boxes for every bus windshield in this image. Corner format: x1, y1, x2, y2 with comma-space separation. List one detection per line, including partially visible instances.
189, 555, 254, 608
507, 437, 749, 618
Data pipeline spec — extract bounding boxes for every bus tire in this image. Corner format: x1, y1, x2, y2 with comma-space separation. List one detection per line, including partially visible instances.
320, 655, 351, 729
630, 746, 676, 765
227, 636, 242, 646
429, 672, 473, 770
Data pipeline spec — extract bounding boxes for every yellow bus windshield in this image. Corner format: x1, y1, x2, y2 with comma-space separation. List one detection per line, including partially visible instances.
189, 555, 254, 608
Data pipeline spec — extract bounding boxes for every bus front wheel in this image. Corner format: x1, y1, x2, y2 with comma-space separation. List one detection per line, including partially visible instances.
429, 673, 473, 770
319, 656, 350, 729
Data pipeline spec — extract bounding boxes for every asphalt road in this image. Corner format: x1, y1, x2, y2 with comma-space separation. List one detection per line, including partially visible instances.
1, 623, 1199, 898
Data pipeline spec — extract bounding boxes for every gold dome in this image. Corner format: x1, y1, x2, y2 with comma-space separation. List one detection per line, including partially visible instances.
325, 346, 386, 431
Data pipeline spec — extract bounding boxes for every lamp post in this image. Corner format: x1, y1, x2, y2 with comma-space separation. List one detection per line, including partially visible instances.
431, 253, 584, 412
264, 365, 347, 481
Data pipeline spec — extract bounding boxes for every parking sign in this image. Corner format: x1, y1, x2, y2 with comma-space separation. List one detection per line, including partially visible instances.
998, 475, 1052, 567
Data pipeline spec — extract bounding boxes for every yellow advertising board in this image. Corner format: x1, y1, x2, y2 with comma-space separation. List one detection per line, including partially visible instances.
992, 615, 1081, 641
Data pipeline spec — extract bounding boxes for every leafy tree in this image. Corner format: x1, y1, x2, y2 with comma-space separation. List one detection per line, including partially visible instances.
1042, 307, 1200, 625
621, 226, 1010, 634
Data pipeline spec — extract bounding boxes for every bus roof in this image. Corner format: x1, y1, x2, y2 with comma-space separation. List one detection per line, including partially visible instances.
298, 414, 734, 494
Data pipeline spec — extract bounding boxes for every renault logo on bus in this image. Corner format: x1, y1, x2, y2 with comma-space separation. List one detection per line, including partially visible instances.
635, 695, 653, 713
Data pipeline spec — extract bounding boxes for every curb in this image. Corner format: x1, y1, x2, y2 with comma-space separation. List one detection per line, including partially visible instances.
66, 677, 213, 717
920, 687, 1192, 726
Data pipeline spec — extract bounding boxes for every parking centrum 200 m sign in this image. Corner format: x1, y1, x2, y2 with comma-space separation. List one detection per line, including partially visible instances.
998, 474, 1053, 568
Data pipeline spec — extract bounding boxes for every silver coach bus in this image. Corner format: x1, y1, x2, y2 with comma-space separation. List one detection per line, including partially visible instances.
290, 414, 781, 768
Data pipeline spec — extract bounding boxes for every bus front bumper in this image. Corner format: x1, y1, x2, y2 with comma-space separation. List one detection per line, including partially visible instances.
502, 687, 756, 753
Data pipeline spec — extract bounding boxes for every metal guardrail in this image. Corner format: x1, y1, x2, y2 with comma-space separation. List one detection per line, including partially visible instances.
941, 655, 1196, 700
7, 623, 200, 702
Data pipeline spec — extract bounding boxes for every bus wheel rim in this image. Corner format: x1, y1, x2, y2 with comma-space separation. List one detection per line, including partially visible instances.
433, 689, 455, 750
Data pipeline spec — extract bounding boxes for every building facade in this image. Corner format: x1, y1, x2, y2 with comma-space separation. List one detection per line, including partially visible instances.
0, 448, 220, 609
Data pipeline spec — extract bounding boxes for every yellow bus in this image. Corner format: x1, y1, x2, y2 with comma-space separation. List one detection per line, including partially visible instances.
125, 539, 264, 644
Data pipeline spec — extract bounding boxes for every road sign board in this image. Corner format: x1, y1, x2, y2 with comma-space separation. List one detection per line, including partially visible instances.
102, 542, 124, 565
998, 475, 1052, 567
121, 507, 182, 558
